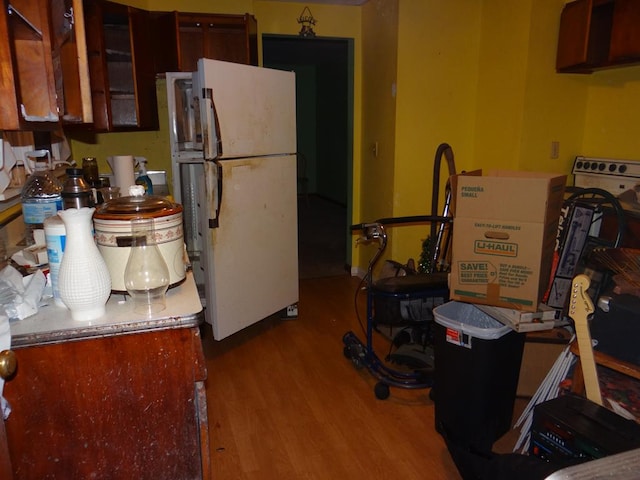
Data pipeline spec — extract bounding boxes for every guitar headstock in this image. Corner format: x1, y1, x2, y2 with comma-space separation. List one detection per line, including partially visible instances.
569, 273, 595, 322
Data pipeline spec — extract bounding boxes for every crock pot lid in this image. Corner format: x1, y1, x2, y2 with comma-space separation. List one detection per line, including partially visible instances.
95, 194, 182, 217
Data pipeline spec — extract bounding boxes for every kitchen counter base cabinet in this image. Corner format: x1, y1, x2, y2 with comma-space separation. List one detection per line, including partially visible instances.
4, 327, 210, 480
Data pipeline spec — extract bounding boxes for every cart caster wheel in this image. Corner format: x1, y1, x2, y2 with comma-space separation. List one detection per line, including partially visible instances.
374, 382, 390, 400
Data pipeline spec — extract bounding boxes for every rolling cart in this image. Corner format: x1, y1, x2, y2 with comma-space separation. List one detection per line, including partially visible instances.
343, 143, 456, 399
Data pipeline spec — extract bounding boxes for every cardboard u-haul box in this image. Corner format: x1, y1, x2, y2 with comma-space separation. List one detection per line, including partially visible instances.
449, 170, 566, 312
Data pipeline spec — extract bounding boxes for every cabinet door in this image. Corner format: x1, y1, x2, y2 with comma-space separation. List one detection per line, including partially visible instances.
0, 419, 13, 480
152, 12, 258, 73
4, 328, 209, 479
83, 0, 158, 131
556, 0, 593, 71
0, 0, 59, 129
556, 0, 616, 72
609, 0, 640, 61
202, 13, 258, 67
50, 0, 93, 124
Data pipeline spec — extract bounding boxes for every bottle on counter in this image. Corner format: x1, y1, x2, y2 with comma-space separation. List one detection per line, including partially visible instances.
62, 168, 93, 209
135, 158, 153, 195
81, 157, 100, 188
21, 162, 63, 246
44, 215, 66, 308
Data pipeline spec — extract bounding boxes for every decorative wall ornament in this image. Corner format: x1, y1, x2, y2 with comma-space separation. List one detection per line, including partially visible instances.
297, 6, 316, 37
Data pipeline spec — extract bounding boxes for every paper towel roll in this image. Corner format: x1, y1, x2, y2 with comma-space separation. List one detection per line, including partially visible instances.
107, 155, 136, 192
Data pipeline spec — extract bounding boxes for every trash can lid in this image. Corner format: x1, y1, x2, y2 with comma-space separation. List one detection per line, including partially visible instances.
433, 301, 513, 340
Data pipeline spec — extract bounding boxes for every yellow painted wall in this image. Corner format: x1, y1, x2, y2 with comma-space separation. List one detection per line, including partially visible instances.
389, 0, 482, 264
353, 0, 398, 272
583, 65, 640, 159
472, 0, 590, 176
516, 0, 590, 174
387, 0, 640, 268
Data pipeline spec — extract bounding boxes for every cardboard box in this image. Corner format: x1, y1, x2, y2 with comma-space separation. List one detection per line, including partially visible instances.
475, 303, 556, 332
449, 170, 566, 311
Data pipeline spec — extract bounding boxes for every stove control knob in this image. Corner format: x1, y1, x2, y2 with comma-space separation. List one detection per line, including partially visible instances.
576, 160, 584, 169
609, 164, 617, 172
590, 162, 598, 170
583, 161, 590, 169
598, 163, 606, 171
620, 164, 628, 174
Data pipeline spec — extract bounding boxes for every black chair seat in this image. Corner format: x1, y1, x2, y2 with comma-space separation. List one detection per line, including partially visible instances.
373, 272, 449, 294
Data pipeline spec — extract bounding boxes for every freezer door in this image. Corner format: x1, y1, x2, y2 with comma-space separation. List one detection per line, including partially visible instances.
195, 58, 296, 159
200, 154, 298, 340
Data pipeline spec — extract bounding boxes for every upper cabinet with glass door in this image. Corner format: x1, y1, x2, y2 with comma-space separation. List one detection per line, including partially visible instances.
0, 0, 92, 130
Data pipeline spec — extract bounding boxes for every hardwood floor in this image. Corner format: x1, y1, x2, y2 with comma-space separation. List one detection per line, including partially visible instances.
201, 274, 463, 479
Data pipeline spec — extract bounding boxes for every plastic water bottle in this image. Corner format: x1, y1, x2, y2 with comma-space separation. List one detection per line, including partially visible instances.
21, 163, 63, 246
44, 215, 66, 307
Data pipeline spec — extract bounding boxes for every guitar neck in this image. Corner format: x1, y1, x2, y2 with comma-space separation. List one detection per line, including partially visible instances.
570, 274, 602, 406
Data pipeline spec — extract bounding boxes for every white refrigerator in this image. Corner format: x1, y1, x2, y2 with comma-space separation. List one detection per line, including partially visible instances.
166, 59, 299, 340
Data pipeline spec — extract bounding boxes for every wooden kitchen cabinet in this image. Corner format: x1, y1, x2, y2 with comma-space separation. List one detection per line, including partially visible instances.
51, 0, 93, 124
83, 0, 158, 131
0, 0, 93, 130
3, 327, 209, 479
556, 0, 640, 73
152, 12, 258, 73
1, 0, 58, 130
0, 272, 210, 479
609, 0, 640, 61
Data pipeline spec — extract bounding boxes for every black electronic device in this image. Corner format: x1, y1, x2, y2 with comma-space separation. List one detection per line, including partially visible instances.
530, 394, 640, 463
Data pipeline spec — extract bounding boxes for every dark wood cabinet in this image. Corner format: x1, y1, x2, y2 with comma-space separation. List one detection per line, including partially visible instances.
3, 326, 210, 479
51, 0, 93, 124
0, 0, 93, 130
609, 0, 640, 60
152, 12, 258, 73
83, 0, 158, 131
0, 419, 12, 480
0, 0, 58, 130
556, 0, 640, 73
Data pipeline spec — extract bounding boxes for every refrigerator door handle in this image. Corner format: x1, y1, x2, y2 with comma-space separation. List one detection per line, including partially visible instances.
200, 87, 221, 160
203, 161, 222, 228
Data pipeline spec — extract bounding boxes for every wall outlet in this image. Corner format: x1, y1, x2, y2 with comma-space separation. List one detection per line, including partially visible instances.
281, 303, 298, 319
551, 141, 560, 159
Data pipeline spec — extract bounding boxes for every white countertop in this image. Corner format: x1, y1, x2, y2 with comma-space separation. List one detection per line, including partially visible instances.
10, 271, 204, 347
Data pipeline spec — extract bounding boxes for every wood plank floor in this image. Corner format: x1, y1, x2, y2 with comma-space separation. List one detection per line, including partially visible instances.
201, 274, 463, 479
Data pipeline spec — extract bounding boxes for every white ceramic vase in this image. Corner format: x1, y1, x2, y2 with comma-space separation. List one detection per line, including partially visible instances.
57, 208, 112, 320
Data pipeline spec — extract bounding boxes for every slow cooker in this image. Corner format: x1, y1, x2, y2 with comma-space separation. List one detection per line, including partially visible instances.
93, 190, 186, 292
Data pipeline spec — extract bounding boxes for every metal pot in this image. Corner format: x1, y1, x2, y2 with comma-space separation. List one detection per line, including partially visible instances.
93, 192, 185, 293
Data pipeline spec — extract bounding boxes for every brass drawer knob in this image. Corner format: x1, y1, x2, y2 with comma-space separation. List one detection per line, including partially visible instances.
0, 350, 17, 379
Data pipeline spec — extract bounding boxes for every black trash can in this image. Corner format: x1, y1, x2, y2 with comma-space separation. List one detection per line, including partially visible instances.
433, 301, 525, 453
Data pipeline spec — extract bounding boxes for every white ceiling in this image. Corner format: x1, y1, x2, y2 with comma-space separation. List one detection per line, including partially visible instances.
269, 0, 368, 5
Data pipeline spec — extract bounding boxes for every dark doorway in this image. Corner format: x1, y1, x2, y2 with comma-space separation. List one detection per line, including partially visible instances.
263, 35, 352, 279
